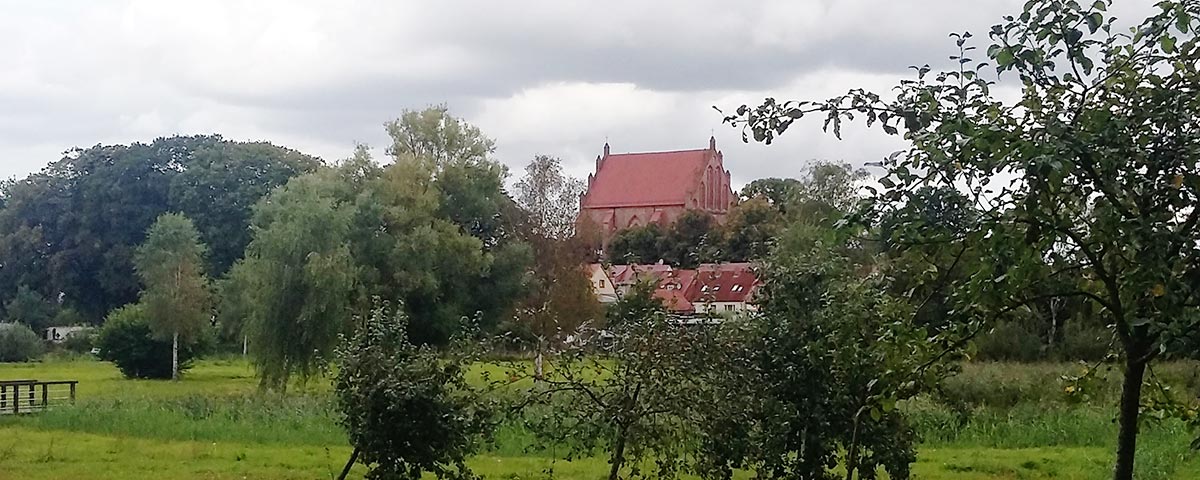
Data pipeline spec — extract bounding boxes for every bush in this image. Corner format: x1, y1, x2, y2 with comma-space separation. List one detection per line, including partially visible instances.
0, 322, 45, 362
1056, 321, 1111, 362
975, 321, 1043, 362
96, 304, 199, 379
335, 302, 493, 480
60, 327, 97, 354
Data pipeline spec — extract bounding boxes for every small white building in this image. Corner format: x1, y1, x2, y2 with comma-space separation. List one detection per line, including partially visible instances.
587, 264, 618, 303
44, 326, 88, 343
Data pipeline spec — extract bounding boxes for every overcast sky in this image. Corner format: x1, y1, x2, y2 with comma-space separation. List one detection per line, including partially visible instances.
0, 0, 1153, 188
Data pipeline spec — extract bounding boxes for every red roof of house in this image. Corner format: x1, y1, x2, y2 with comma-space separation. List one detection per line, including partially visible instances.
685, 263, 760, 303
655, 269, 697, 313
582, 149, 713, 208
599, 263, 759, 313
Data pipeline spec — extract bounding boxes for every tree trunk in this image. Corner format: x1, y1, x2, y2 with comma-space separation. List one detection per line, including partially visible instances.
242, 335, 248, 357
609, 427, 628, 480
1112, 356, 1147, 480
172, 331, 180, 381
338, 447, 360, 480
534, 347, 544, 381
845, 409, 863, 480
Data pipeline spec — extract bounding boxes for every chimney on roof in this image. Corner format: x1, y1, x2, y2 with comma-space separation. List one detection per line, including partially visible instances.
709, 136, 716, 151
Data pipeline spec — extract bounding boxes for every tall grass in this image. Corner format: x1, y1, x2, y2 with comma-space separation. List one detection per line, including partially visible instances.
1, 358, 1197, 478
1, 394, 344, 446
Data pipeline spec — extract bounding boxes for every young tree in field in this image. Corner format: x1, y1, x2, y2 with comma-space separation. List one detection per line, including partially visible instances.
515, 155, 586, 240
725, 1, 1200, 477
697, 230, 948, 480
134, 213, 212, 381
518, 290, 715, 480
334, 301, 493, 480
511, 155, 598, 368
227, 173, 357, 390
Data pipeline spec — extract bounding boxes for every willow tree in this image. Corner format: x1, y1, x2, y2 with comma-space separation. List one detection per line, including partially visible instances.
725, 1, 1200, 478
134, 213, 212, 381
228, 172, 357, 390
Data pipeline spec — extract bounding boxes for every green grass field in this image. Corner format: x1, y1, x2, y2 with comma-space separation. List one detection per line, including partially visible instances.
0, 358, 1197, 479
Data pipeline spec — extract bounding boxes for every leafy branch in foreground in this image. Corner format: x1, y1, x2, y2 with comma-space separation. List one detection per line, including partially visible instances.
724, 1, 1200, 478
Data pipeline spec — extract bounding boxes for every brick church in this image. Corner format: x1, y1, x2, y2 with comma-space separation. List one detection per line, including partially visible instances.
578, 137, 735, 243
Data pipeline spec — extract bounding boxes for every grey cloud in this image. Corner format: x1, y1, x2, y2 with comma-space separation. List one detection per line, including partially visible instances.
0, 0, 1159, 182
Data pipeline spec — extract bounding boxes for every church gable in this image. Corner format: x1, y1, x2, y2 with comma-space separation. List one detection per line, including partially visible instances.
580, 137, 734, 212
578, 137, 736, 242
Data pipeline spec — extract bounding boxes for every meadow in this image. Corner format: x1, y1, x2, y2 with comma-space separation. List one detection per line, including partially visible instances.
0, 358, 1198, 479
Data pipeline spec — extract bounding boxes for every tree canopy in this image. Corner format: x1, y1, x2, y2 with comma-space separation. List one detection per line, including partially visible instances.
0, 135, 318, 322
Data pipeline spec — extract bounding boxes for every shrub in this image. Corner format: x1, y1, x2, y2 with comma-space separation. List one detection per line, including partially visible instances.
51, 308, 86, 328
60, 327, 97, 354
0, 322, 45, 362
1056, 321, 1111, 362
96, 304, 199, 379
334, 302, 493, 480
975, 321, 1043, 362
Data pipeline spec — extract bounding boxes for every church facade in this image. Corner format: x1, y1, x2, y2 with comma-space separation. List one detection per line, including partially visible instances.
578, 137, 735, 243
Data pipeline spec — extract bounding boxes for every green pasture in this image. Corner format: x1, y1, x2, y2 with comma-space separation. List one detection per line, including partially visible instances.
0, 358, 1197, 479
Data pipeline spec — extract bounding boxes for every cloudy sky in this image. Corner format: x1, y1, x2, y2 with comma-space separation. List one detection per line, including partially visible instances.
0, 0, 1152, 187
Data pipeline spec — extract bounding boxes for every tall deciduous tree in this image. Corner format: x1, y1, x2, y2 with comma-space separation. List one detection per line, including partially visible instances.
721, 197, 785, 262
169, 141, 320, 276
511, 155, 598, 349
0, 135, 318, 322
385, 105, 495, 167
726, 1, 1200, 477
134, 213, 212, 381
228, 173, 357, 389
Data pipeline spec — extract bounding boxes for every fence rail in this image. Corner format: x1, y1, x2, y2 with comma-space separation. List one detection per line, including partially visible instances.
0, 379, 77, 415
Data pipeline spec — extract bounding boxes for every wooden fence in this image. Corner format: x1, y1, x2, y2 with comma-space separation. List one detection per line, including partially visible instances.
0, 379, 77, 415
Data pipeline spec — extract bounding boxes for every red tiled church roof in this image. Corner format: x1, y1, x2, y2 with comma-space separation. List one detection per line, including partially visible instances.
582, 148, 713, 208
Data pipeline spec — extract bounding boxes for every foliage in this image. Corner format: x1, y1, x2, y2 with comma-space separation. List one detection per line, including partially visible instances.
0, 136, 317, 322
352, 109, 532, 345
974, 321, 1044, 363
228, 173, 357, 389
698, 241, 956, 480
725, 1, 1200, 476
510, 155, 601, 344
4, 285, 58, 332
606, 210, 720, 267
604, 278, 665, 329
721, 197, 784, 262
606, 224, 666, 264
334, 302, 493, 480
740, 177, 802, 210
515, 155, 586, 240
134, 213, 213, 380
658, 210, 720, 268
59, 327, 97, 354
0, 322, 45, 362
96, 304, 198, 379
169, 141, 321, 276
386, 105, 495, 167
518, 302, 716, 480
